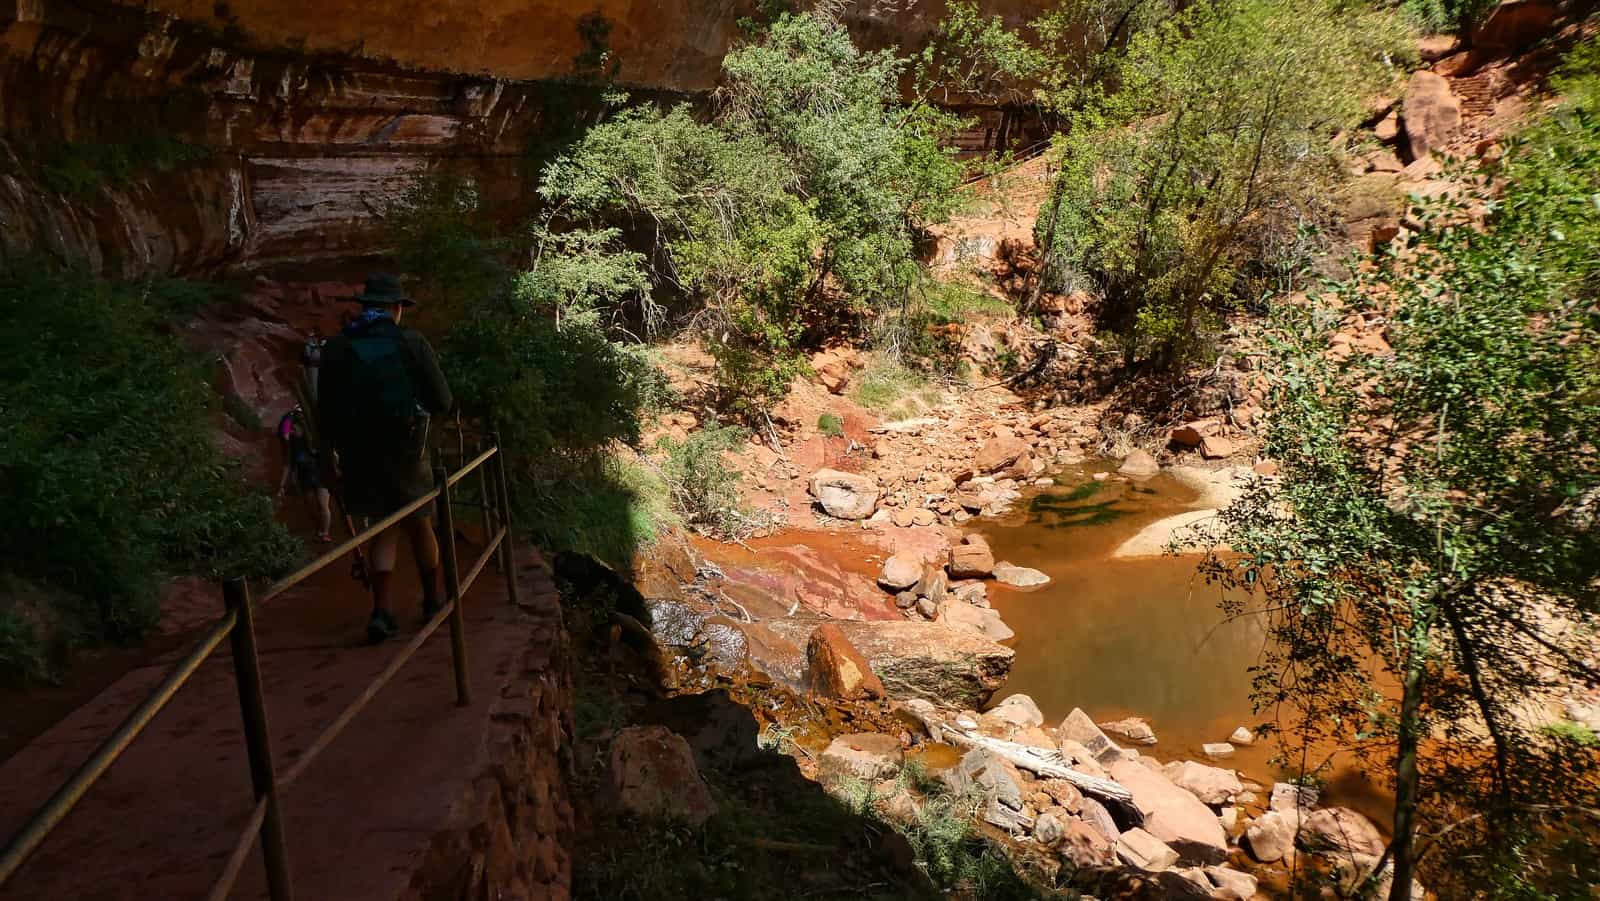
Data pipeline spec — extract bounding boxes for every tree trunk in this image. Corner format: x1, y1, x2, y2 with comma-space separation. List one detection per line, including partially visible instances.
1388, 653, 1427, 901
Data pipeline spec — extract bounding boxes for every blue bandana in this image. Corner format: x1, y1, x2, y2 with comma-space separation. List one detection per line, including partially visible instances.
344, 306, 393, 336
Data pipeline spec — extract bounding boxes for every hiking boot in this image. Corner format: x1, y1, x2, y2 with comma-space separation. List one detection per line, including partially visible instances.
365, 609, 398, 644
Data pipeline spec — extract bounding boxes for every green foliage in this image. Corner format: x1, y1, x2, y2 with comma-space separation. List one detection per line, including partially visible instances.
442, 303, 672, 568
1039, 0, 1407, 369
657, 424, 752, 538
1399, 0, 1495, 35
0, 265, 299, 680
32, 132, 209, 200
382, 174, 510, 319
1202, 42, 1600, 896
848, 355, 934, 415
516, 222, 650, 327
382, 171, 675, 571
540, 12, 966, 414
816, 413, 844, 437
917, 0, 1051, 104
1541, 721, 1599, 748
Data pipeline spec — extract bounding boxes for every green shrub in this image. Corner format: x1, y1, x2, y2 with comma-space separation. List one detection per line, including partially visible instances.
539, 12, 967, 414
816, 413, 844, 437
1039, 0, 1408, 369
0, 265, 299, 681
1399, 0, 1496, 35
849, 355, 940, 419
657, 425, 752, 538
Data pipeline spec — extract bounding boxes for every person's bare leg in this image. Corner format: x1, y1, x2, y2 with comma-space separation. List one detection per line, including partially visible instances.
314, 488, 333, 538
406, 515, 442, 617
369, 526, 400, 614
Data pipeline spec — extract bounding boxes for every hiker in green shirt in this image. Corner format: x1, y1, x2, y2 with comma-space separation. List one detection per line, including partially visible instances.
317, 274, 454, 643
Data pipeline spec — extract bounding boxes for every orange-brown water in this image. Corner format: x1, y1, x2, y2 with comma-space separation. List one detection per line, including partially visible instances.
978, 463, 1392, 823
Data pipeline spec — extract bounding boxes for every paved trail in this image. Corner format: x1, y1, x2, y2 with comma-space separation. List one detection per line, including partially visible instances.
0, 540, 559, 901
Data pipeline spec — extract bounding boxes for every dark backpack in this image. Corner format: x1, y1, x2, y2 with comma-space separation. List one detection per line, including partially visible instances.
326, 322, 423, 452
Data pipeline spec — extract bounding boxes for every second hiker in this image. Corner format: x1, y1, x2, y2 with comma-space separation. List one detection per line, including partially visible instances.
317, 273, 454, 643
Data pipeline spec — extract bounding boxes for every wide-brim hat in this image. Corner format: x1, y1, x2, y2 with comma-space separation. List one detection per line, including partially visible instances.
350, 272, 416, 307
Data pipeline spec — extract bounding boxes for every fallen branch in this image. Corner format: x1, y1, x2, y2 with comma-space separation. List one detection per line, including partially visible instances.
945, 728, 1136, 806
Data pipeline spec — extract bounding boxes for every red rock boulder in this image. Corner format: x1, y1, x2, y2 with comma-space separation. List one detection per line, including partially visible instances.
807, 623, 886, 701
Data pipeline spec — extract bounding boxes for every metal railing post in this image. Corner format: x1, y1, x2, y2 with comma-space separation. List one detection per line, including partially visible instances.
432, 458, 470, 707
491, 432, 522, 608
222, 578, 295, 901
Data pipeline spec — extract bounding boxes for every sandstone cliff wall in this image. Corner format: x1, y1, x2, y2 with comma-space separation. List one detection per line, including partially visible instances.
0, 0, 1045, 275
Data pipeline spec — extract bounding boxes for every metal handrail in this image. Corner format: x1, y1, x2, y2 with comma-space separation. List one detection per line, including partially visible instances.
0, 434, 522, 901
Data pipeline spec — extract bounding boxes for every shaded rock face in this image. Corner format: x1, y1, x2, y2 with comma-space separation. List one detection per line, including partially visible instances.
1, 1, 558, 275
113, 0, 1059, 92
3, 0, 1058, 275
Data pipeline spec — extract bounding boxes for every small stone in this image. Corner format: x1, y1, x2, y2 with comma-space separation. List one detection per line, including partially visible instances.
1202, 742, 1236, 759
1034, 809, 1069, 847
1058, 709, 1125, 765
895, 590, 918, 609
1037, 778, 1084, 814
1245, 809, 1300, 864
605, 726, 718, 826
878, 553, 922, 591
952, 581, 988, 606
944, 747, 1026, 812
914, 565, 948, 603
1270, 782, 1318, 813
809, 468, 880, 520
1229, 726, 1254, 746
911, 508, 938, 527
1092, 471, 1109, 481
1099, 717, 1158, 745
948, 534, 996, 579
993, 561, 1050, 588
1119, 449, 1160, 478
915, 596, 939, 618
1199, 435, 1235, 460
985, 693, 1045, 729
1299, 807, 1385, 857
1205, 865, 1259, 901
1117, 827, 1179, 872
1060, 815, 1117, 869
1219, 806, 1239, 832
1164, 760, 1244, 805
819, 733, 904, 785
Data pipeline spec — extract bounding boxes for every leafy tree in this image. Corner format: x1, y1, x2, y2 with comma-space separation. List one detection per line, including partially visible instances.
0, 266, 299, 680
1201, 41, 1600, 899
1038, 0, 1407, 369
720, 13, 964, 305
541, 13, 966, 413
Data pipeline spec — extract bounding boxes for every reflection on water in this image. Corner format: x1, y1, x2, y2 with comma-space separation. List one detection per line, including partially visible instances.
978, 463, 1392, 823
980, 465, 1264, 759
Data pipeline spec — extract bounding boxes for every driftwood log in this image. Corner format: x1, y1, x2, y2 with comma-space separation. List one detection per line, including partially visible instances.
945, 728, 1147, 828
